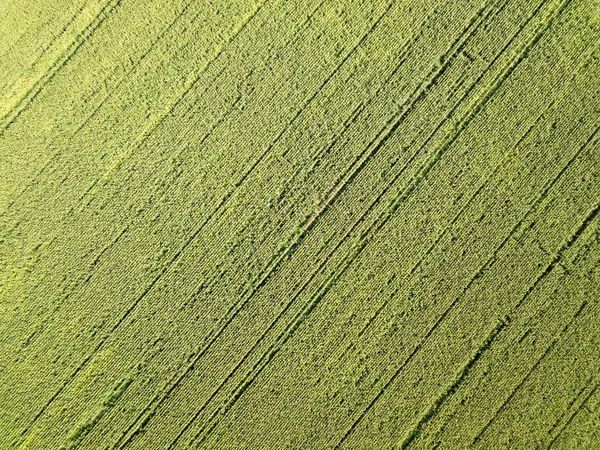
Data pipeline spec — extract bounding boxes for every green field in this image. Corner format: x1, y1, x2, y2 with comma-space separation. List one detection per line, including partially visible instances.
1, 0, 599, 448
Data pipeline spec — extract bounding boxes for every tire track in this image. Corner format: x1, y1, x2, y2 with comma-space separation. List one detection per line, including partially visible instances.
1, 1, 87, 96
186, 0, 556, 445
411, 212, 598, 448
340, 35, 586, 360
513, 189, 600, 312
354, 39, 597, 344
151, 3, 499, 446
0, 0, 197, 219
399, 320, 506, 449
3, 0, 596, 446
5, 0, 590, 447
547, 383, 599, 449
545, 379, 592, 443
110, 2, 417, 447
11, 2, 269, 446
5, 4, 397, 427
472, 299, 591, 445
332, 4, 585, 444
0, 0, 122, 135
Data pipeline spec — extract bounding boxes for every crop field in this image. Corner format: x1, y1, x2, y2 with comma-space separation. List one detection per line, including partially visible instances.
1, 0, 599, 448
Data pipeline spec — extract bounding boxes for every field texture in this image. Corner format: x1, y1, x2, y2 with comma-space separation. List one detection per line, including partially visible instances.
1, 0, 599, 448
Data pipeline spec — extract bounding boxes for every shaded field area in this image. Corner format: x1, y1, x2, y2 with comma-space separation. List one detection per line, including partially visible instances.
1, 0, 599, 448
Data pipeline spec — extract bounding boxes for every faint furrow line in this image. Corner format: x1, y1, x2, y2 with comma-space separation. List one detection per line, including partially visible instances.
277, 0, 441, 169
50, 0, 329, 242
547, 383, 599, 449
177, 74, 407, 446
154, 3, 497, 447
442, 124, 599, 335
15, 302, 161, 448
400, 319, 506, 449
16, 92, 239, 440
0, 0, 121, 135
411, 37, 599, 283
472, 300, 589, 445
245, 30, 424, 266
0, 8, 42, 70
344, 0, 555, 258
381, 0, 560, 218
22, 224, 131, 350
315, 0, 493, 209
545, 379, 591, 441
11, 3, 268, 444
0, 0, 89, 68
204, 3, 548, 446
383, 0, 546, 163
333, 2, 579, 444
1, 1, 87, 95
72, 1, 196, 137
0, 0, 197, 219
513, 198, 600, 312
74, 0, 269, 206
275, 35, 410, 189
4, 0, 315, 245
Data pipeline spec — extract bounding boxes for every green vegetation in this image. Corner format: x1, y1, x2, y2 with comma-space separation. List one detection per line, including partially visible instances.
1, 0, 599, 448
